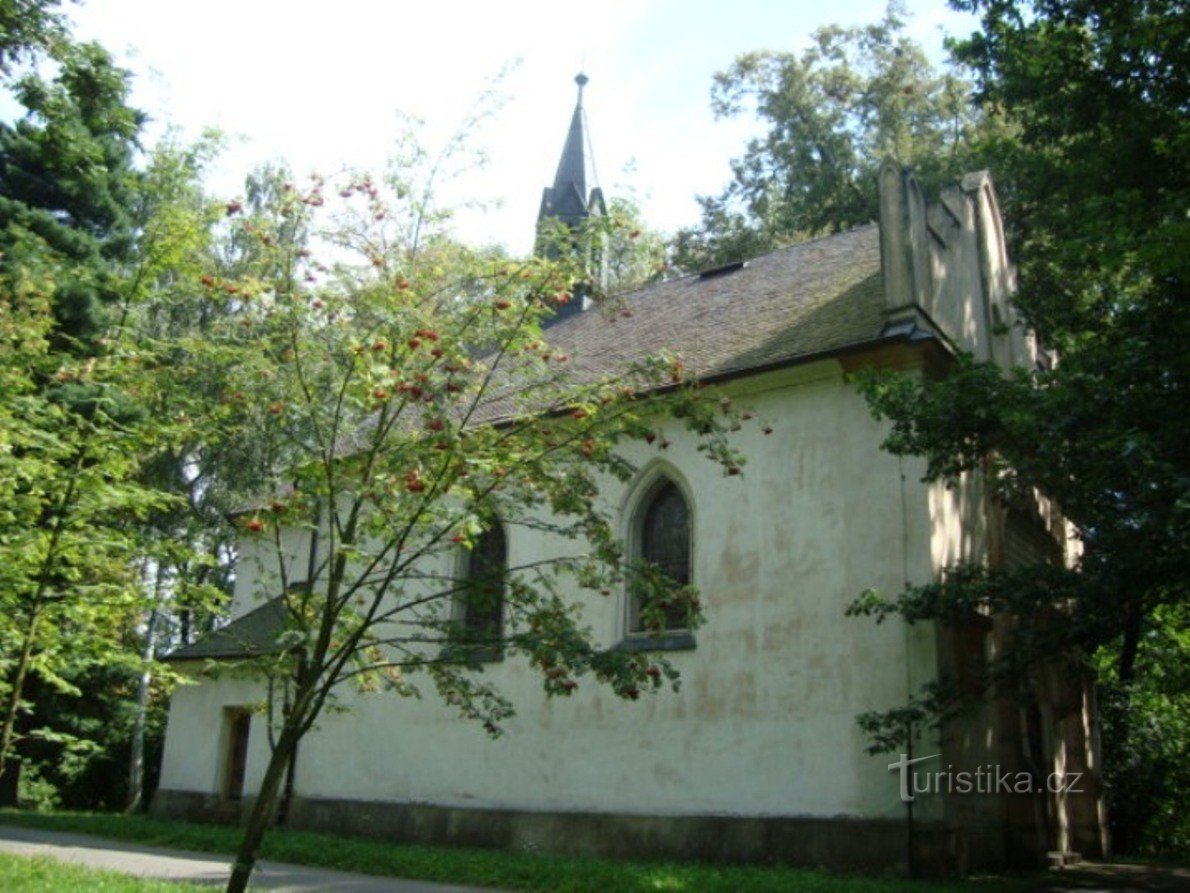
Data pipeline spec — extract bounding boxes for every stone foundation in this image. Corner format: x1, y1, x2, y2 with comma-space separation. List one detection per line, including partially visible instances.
152, 789, 962, 873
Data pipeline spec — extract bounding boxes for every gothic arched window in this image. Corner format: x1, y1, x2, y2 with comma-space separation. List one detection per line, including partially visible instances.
458, 522, 506, 656
629, 479, 691, 633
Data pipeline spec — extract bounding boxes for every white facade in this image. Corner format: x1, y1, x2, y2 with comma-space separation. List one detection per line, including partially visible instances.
161, 364, 940, 820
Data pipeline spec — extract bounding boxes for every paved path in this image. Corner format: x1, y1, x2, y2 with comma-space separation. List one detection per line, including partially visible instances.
0, 824, 500, 892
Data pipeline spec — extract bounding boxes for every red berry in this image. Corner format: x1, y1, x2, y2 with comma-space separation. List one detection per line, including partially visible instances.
246, 518, 265, 532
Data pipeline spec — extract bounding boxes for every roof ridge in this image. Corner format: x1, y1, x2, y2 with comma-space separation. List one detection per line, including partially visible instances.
606, 221, 881, 303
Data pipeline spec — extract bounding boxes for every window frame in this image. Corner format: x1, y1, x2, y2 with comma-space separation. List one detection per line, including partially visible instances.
449, 519, 507, 664
620, 464, 697, 652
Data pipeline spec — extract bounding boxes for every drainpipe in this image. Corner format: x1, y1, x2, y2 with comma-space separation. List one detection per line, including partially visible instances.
896, 456, 918, 876
906, 720, 917, 877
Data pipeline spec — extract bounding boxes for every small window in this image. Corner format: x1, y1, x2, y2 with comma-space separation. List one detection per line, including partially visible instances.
454, 522, 506, 660
629, 479, 691, 634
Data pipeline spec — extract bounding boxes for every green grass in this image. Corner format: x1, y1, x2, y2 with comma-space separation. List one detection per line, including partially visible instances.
0, 851, 206, 892
0, 809, 1032, 893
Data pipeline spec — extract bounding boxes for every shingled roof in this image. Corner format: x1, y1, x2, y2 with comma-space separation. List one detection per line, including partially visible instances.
170, 226, 894, 661
548, 224, 885, 383
164, 597, 287, 662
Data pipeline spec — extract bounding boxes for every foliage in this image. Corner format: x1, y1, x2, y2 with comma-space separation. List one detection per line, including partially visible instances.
600, 196, 669, 293
0, 811, 1033, 893
672, 2, 986, 270
20, 661, 170, 811
0, 0, 65, 74
0, 40, 145, 349
0, 31, 225, 806
846, 0, 1188, 853
1095, 602, 1190, 856
0, 240, 178, 781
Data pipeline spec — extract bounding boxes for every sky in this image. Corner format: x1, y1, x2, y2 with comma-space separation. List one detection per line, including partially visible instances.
64, 0, 978, 255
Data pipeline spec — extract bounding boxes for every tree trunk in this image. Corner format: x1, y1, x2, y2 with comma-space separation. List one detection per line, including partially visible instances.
1, 451, 84, 780
1106, 591, 1144, 852
0, 607, 42, 782
225, 712, 302, 893
126, 564, 166, 812
1117, 594, 1143, 687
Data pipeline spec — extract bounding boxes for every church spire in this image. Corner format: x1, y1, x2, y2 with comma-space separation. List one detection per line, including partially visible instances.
538, 72, 605, 230
536, 73, 607, 326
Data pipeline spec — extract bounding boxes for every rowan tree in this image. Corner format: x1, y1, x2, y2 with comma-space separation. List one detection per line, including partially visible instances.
179, 136, 752, 890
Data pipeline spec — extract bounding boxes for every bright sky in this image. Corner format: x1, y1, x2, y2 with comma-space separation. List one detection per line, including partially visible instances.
65, 0, 976, 254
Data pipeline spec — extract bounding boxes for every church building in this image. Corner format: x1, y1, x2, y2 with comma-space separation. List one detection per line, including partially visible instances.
153, 76, 1108, 873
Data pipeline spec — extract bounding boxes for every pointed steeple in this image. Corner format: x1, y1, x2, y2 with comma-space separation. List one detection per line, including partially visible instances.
538, 73, 605, 230
536, 73, 608, 326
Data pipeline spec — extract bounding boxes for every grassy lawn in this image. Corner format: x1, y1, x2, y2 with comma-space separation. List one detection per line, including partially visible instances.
0, 851, 206, 892
0, 809, 1033, 893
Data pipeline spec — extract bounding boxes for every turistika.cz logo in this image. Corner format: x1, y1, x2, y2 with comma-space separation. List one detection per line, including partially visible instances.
887, 753, 1084, 803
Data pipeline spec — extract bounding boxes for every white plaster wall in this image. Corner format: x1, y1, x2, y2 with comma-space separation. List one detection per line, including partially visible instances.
155, 362, 939, 822
230, 525, 313, 619
158, 671, 270, 797
159, 361, 947, 822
